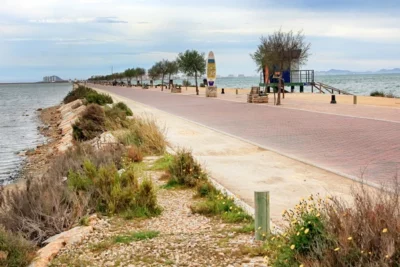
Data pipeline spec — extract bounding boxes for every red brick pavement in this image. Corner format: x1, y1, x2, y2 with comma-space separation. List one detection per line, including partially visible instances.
94, 84, 400, 185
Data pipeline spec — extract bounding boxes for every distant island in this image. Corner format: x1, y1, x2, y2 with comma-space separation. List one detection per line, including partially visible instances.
316, 68, 400, 75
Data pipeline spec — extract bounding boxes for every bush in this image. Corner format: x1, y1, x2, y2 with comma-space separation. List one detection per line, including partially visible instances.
200, 83, 205, 87
113, 102, 133, 116
168, 149, 207, 187
0, 227, 36, 267
117, 116, 167, 155
0, 175, 87, 245
264, 180, 400, 266
126, 146, 143, 163
85, 92, 113, 105
370, 91, 386, 97
73, 104, 106, 141
104, 105, 131, 130
63, 85, 113, 105
68, 161, 160, 217
183, 80, 191, 87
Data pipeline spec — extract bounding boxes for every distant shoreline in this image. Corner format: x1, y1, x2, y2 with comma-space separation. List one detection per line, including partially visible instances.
0, 81, 70, 85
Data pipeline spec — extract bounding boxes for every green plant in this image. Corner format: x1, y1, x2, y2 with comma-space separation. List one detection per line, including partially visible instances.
113, 102, 133, 116
149, 153, 174, 171
79, 215, 90, 226
0, 227, 36, 267
168, 149, 207, 187
85, 92, 113, 105
113, 231, 159, 244
200, 83, 205, 87
182, 80, 192, 87
73, 104, 106, 141
370, 90, 386, 97
63, 85, 94, 104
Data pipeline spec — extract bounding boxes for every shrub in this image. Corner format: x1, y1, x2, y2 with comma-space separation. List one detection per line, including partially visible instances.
264, 180, 400, 267
73, 104, 106, 141
126, 146, 143, 163
149, 153, 174, 171
85, 92, 113, 105
200, 83, 205, 87
117, 116, 167, 155
68, 161, 160, 217
168, 149, 207, 187
183, 80, 192, 87
370, 90, 386, 97
113, 102, 133, 116
64, 85, 94, 104
63, 85, 113, 105
0, 227, 36, 267
104, 105, 131, 130
0, 175, 87, 245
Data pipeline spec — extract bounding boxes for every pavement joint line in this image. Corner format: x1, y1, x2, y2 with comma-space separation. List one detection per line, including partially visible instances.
92, 86, 391, 193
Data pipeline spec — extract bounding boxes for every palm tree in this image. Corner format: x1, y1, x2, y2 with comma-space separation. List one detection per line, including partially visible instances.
124, 68, 135, 86
177, 50, 206, 95
166, 61, 179, 89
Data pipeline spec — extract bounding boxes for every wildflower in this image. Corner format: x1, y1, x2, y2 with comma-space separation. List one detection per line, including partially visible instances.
347, 237, 352, 241
297, 232, 300, 236
262, 233, 266, 237
278, 245, 281, 248
229, 206, 233, 210
334, 247, 340, 252
258, 227, 262, 230
271, 237, 275, 241
361, 250, 364, 254
382, 228, 388, 233
222, 202, 225, 204
282, 209, 287, 215
385, 255, 389, 259
304, 229, 310, 234
299, 265, 304, 267
316, 213, 321, 217
290, 245, 295, 250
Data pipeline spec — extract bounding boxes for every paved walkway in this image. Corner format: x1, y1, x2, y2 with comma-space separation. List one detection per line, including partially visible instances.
92, 84, 400, 185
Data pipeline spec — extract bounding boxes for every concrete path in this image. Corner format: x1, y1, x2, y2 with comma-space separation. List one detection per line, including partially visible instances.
92, 84, 400, 186
91, 86, 359, 226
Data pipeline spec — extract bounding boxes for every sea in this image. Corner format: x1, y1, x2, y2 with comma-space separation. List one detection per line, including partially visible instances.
0, 83, 72, 185
0, 74, 399, 185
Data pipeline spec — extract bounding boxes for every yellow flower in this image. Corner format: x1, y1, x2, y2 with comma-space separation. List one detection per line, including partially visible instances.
258, 227, 262, 230
290, 245, 295, 250
316, 213, 321, 217
222, 202, 225, 204
304, 229, 310, 234
297, 232, 300, 236
361, 250, 364, 254
262, 233, 266, 237
382, 228, 388, 233
281, 209, 287, 215
347, 237, 352, 241
334, 247, 340, 252
299, 265, 304, 267
229, 206, 233, 210
271, 237, 275, 241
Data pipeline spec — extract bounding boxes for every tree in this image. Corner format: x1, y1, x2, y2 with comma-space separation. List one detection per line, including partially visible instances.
251, 29, 310, 105
135, 68, 146, 85
166, 61, 179, 89
177, 50, 206, 95
148, 66, 160, 87
124, 68, 136, 86
153, 60, 169, 91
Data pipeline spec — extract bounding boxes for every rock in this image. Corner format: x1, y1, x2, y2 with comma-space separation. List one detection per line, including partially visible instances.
88, 132, 118, 150
37, 108, 43, 111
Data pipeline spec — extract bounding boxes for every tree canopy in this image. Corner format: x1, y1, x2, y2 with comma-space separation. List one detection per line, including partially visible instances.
177, 50, 206, 95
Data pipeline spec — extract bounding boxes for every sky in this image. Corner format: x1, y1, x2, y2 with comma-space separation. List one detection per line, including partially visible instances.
0, 0, 399, 82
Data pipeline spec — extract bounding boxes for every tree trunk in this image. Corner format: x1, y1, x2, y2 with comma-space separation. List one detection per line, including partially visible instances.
168, 74, 171, 89
195, 72, 199, 95
161, 74, 165, 91
140, 76, 143, 86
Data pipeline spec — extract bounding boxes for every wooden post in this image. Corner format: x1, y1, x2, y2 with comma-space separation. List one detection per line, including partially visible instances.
236, 89, 238, 95
353, 95, 357, 105
255, 191, 270, 240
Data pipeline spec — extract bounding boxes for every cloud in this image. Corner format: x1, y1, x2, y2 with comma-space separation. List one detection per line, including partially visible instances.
28, 16, 127, 24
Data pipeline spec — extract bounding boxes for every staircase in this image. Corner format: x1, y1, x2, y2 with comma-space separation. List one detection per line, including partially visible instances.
311, 82, 353, 95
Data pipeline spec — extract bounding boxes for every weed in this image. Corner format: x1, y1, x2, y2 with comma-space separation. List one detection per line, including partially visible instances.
113, 102, 133, 116
149, 153, 174, 171
234, 222, 255, 234
0, 227, 36, 267
79, 215, 90, 226
113, 231, 159, 244
126, 146, 143, 163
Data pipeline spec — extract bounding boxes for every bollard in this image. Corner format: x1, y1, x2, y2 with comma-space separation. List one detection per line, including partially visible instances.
331, 94, 337, 104
255, 191, 270, 240
236, 89, 238, 95
353, 95, 357, 105
221, 88, 225, 94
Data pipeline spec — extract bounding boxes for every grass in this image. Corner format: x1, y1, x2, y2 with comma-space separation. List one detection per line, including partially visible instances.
233, 222, 255, 234
149, 153, 174, 171
113, 231, 159, 244
0, 227, 36, 267
370, 90, 397, 98
79, 216, 90, 226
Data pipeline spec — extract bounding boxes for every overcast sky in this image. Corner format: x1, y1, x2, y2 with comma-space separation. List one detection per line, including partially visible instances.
1, 0, 399, 82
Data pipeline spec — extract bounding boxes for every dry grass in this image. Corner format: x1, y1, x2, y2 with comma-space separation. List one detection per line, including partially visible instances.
126, 146, 143, 163
0, 227, 36, 267
73, 104, 106, 141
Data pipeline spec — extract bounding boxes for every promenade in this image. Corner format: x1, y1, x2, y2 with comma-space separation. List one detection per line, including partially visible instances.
92, 84, 400, 186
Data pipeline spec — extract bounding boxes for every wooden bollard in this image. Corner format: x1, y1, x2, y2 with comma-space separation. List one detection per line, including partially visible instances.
255, 191, 270, 240
236, 89, 238, 95
353, 95, 357, 105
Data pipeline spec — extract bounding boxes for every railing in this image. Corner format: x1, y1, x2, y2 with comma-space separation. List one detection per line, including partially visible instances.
311, 82, 353, 95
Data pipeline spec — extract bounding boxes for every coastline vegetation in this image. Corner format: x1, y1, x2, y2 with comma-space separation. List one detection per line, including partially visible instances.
370, 90, 397, 98
63, 85, 113, 105
0, 86, 166, 266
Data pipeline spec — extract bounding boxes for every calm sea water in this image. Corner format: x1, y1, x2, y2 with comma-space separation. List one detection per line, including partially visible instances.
157, 73, 400, 96
0, 83, 72, 185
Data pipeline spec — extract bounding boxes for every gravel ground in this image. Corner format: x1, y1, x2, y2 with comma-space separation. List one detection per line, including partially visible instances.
50, 159, 268, 267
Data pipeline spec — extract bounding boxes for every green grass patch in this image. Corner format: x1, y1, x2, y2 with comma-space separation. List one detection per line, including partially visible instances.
160, 179, 186, 190
233, 222, 255, 234
149, 153, 174, 171
79, 215, 90, 226
113, 231, 159, 244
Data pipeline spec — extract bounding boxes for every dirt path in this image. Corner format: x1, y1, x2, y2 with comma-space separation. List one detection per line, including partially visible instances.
50, 158, 266, 267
